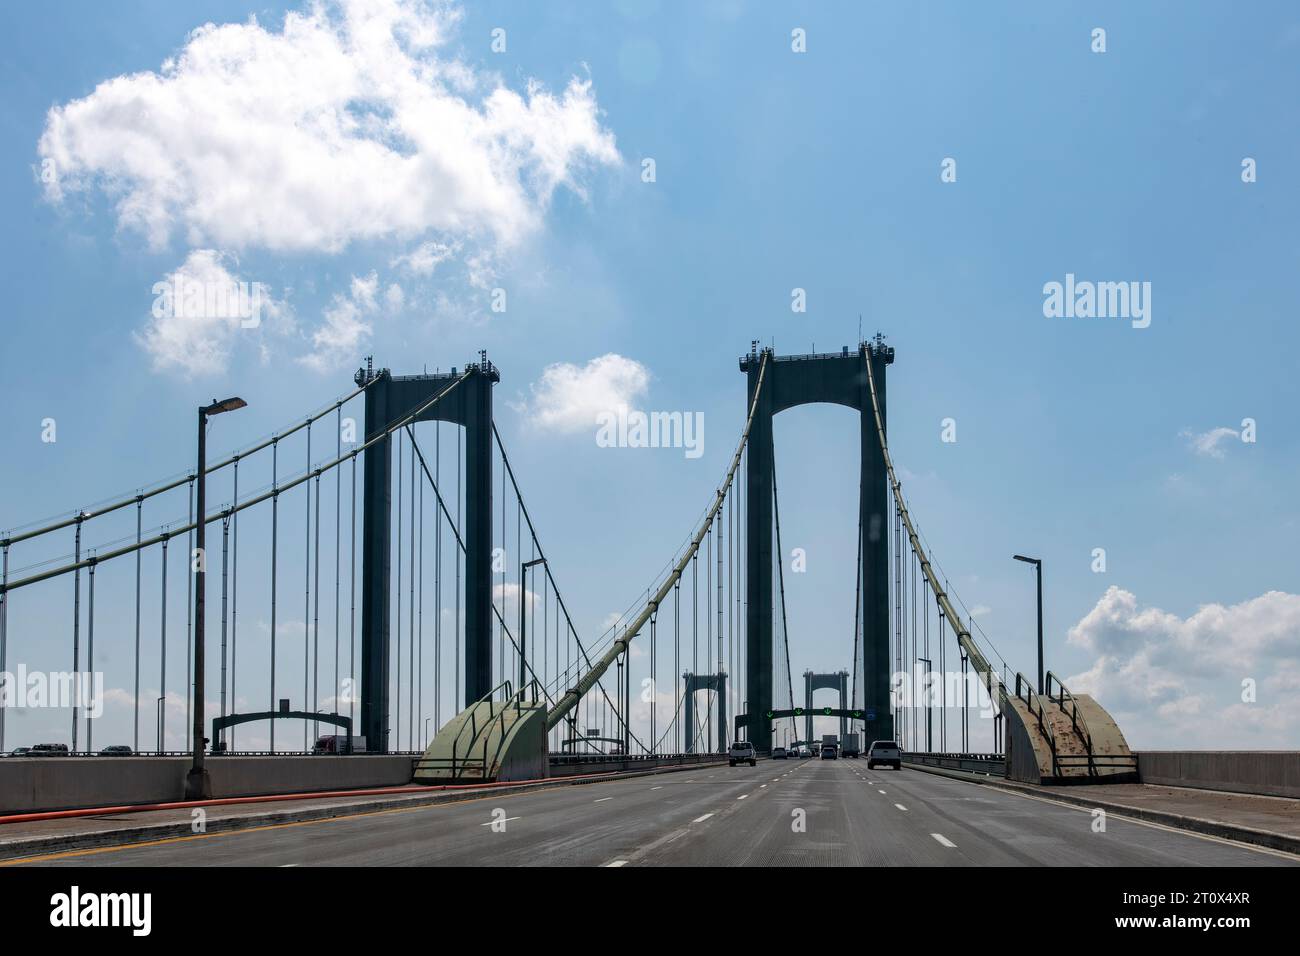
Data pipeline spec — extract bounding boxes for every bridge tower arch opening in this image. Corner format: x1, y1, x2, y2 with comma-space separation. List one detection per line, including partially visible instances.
356, 359, 499, 754
742, 340, 894, 753
682, 671, 727, 754
803, 670, 850, 744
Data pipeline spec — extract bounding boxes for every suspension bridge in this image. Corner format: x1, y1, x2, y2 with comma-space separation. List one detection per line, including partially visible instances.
7, 340, 1300, 871
0, 337, 1138, 795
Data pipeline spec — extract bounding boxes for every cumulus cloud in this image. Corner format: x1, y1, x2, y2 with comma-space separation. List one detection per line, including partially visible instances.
137, 248, 289, 375
1066, 585, 1300, 747
1179, 426, 1240, 459
38, 0, 620, 256
522, 354, 651, 433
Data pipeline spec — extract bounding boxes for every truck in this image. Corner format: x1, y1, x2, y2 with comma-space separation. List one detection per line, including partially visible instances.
841, 733, 861, 758
820, 734, 839, 759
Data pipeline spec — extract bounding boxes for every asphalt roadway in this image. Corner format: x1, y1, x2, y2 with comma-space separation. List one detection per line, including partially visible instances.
8, 758, 1296, 867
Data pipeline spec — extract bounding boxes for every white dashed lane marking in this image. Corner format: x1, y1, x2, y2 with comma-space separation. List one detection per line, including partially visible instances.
931, 833, 957, 848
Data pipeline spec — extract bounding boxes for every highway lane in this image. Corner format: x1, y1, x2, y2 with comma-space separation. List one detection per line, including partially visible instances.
10, 759, 1297, 867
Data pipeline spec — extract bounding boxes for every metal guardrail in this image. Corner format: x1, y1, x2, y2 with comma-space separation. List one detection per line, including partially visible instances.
903, 752, 1006, 776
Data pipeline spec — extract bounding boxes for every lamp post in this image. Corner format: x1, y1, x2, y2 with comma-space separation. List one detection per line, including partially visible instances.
519, 557, 547, 698
917, 657, 933, 753
1013, 555, 1044, 693
187, 397, 247, 800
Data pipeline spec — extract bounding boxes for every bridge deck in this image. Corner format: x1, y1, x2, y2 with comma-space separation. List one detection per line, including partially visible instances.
1, 760, 1294, 867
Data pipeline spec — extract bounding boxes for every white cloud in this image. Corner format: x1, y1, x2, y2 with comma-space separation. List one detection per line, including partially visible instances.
384, 282, 405, 311
391, 239, 458, 276
1066, 585, 1300, 747
1179, 426, 1239, 459
522, 354, 650, 433
38, 0, 620, 257
136, 248, 289, 376
300, 270, 380, 370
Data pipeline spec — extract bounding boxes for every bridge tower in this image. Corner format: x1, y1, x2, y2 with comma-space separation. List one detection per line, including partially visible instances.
803, 670, 850, 744
741, 340, 894, 753
356, 359, 499, 753
682, 671, 728, 754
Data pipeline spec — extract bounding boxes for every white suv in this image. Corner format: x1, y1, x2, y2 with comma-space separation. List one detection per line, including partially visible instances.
728, 740, 757, 767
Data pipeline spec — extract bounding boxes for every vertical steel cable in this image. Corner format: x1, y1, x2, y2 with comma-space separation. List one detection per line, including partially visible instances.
220, 513, 230, 743
434, 419, 441, 732
349, 451, 357, 742
455, 425, 461, 711
0, 542, 7, 754
159, 534, 168, 751
417, 455, 423, 747
303, 421, 311, 751
135, 496, 143, 752
86, 557, 95, 752
409, 430, 415, 749
395, 431, 402, 750
270, 439, 279, 752
334, 407, 342, 726
72, 515, 82, 750
312, 468, 322, 747
231, 458, 239, 751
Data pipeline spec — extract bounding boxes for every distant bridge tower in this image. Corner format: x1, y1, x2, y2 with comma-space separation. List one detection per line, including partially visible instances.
356, 359, 499, 753
682, 671, 728, 754
803, 670, 850, 744
741, 340, 894, 753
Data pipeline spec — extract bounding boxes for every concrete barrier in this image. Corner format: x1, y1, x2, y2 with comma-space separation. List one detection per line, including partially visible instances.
1136, 750, 1300, 799
0, 755, 418, 814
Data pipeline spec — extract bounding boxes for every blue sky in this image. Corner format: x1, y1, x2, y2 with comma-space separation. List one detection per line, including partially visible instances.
1, 0, 1298, 752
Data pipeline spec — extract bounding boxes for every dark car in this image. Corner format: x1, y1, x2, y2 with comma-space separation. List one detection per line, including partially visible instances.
30, 743, 69, 756
100, 745, 133, 756
5, 747, 32, 757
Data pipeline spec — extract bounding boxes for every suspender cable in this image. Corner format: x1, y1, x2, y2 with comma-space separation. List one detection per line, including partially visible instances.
135, 497, 143, 752
270, 440, 279, 752
72, 515, 82, 750
303, 420, 312, 751
349, 450, 357, 743
85, 557, 96, 752
231, 458, 240, 750
159, 534, 168, 751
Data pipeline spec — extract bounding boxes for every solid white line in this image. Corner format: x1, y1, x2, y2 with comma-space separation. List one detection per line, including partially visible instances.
895, 804, 909, 812
478, 817, 521, 826
605, 859, 628, 867
693, 813, 714, 823
931, 833, 957, 848
594, 797, 613, 803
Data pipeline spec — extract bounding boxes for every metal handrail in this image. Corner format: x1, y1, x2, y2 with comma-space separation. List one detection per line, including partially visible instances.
1013, 672, 1059, 776
1045, 671, 1097, 775
414, 679, 513, 780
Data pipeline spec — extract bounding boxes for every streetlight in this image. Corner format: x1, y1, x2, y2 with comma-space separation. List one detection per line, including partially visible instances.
917, 658, 933, 753
423, 716, 431, 749
186, 397, 247, 800
519, 557, 546, 698
1013, 555, 1044, 693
